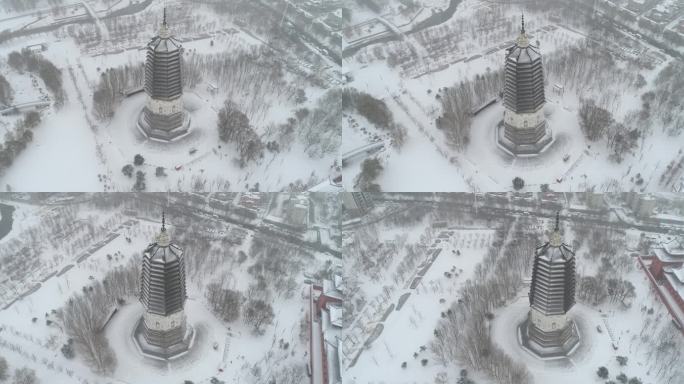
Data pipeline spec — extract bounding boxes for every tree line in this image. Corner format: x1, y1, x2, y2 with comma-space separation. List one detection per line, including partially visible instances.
578, 98, 640, 163
0, 356, 39, 384
431, 218, 534, 384
92, 64, 144, 120
650, 60, 683, 136
56, 256, 140, 374
437, 69, 503, 151
7, 49, 64, 107
0, 74, 13, 106
217, 100, 264, 167
0, 111, 40, 173
343, 88, 407, 149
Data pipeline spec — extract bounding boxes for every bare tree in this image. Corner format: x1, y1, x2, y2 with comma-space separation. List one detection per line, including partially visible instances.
243, 299, 275, 334
0, 356, 8, 382
12, 367, 38, 384
205, 283, 243, 322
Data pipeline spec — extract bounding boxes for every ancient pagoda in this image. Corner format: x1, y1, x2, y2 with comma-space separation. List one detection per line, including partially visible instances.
520, 212, 580, 358
497, 14, 552, 155
134, 212, 193, 359
137, 9, 190, 141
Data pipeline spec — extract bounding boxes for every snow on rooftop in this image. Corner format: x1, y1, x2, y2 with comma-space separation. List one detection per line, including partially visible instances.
670, 267, 684, 284
661, 272, 684, 326
333, 273, 344, 291
323, 278, 343, 300
328, 304, 344, 328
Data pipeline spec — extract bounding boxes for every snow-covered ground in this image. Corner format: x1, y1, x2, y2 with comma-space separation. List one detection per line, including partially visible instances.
0, 193, 340, 383
343, 193, 684, 384
492, 263, 683, 384
345, 226, 495, 382
342, 0, 684, 192
0, 0, 340, 192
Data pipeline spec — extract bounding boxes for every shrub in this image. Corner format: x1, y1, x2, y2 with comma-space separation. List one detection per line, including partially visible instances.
133, 154, 144, 166
513, 177, 525, 190
597, 366, 609, 379
122, 164, 134, 178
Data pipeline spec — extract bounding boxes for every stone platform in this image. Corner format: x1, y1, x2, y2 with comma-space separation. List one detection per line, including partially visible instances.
496, 120, 554, 156
137, 107, 191, 142
133, 317, 195, 360
518, 316, 580, 359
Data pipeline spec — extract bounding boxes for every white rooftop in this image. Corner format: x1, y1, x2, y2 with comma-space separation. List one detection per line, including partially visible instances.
328, 304, 344, 328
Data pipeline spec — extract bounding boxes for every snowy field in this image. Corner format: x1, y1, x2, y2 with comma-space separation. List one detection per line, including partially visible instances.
345, 224, 496, 383
343, 200, 501, 383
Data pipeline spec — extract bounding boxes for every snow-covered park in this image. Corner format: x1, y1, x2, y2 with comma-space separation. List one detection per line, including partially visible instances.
342, 0, 684, 192
0, 192, 341, 384
343, 192, 684, 384
0, 0, 342, 192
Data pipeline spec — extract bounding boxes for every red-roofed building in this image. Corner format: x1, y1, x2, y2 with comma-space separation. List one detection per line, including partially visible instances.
309, 274, 344, 384
662, 267, 684, 325
648, 237, 684, 279
639, 236, 684, 331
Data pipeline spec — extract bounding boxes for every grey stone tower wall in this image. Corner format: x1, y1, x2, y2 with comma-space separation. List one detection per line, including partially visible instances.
143, 37, 183, 100
497, 19, 552, 155
528, 243, 576, 315
521, 214, 580, 358
137, 11, 190, 141
137, 218, 189, 353
139, 110, 186, 140
139, 243, 186, 316
503, 47, 545, 114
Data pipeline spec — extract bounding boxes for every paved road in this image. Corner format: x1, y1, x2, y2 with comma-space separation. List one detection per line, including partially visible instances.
343, 0, 462, 58
370, 195, 684, 236
136, 195, 342, 258
81, 0, 109, 41
252, 0, 341, 66
0, 0, 152, 43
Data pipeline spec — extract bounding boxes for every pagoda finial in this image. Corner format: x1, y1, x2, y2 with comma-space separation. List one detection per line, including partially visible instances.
156, 210, 170, 246
554, 211, 559, 231
515, 12, 529, 47
549, 211, 562, 247
521, 12, 525, 34
159, 7, 171, 38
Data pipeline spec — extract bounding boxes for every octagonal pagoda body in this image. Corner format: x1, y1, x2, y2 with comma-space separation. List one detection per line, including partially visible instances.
497, 15, 552, 155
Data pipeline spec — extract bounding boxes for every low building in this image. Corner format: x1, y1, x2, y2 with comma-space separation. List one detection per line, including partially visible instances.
663, 267, 684, 325
309, 274, 344, 384
627, 0, 647, 12
285, 195, 309, 230
631, 194, 657, 218
648, 236, 684, 279
25, 43, 47, 53
341, 192, 373, 216
639, 236, 684, 331
585, 192, 606, 210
